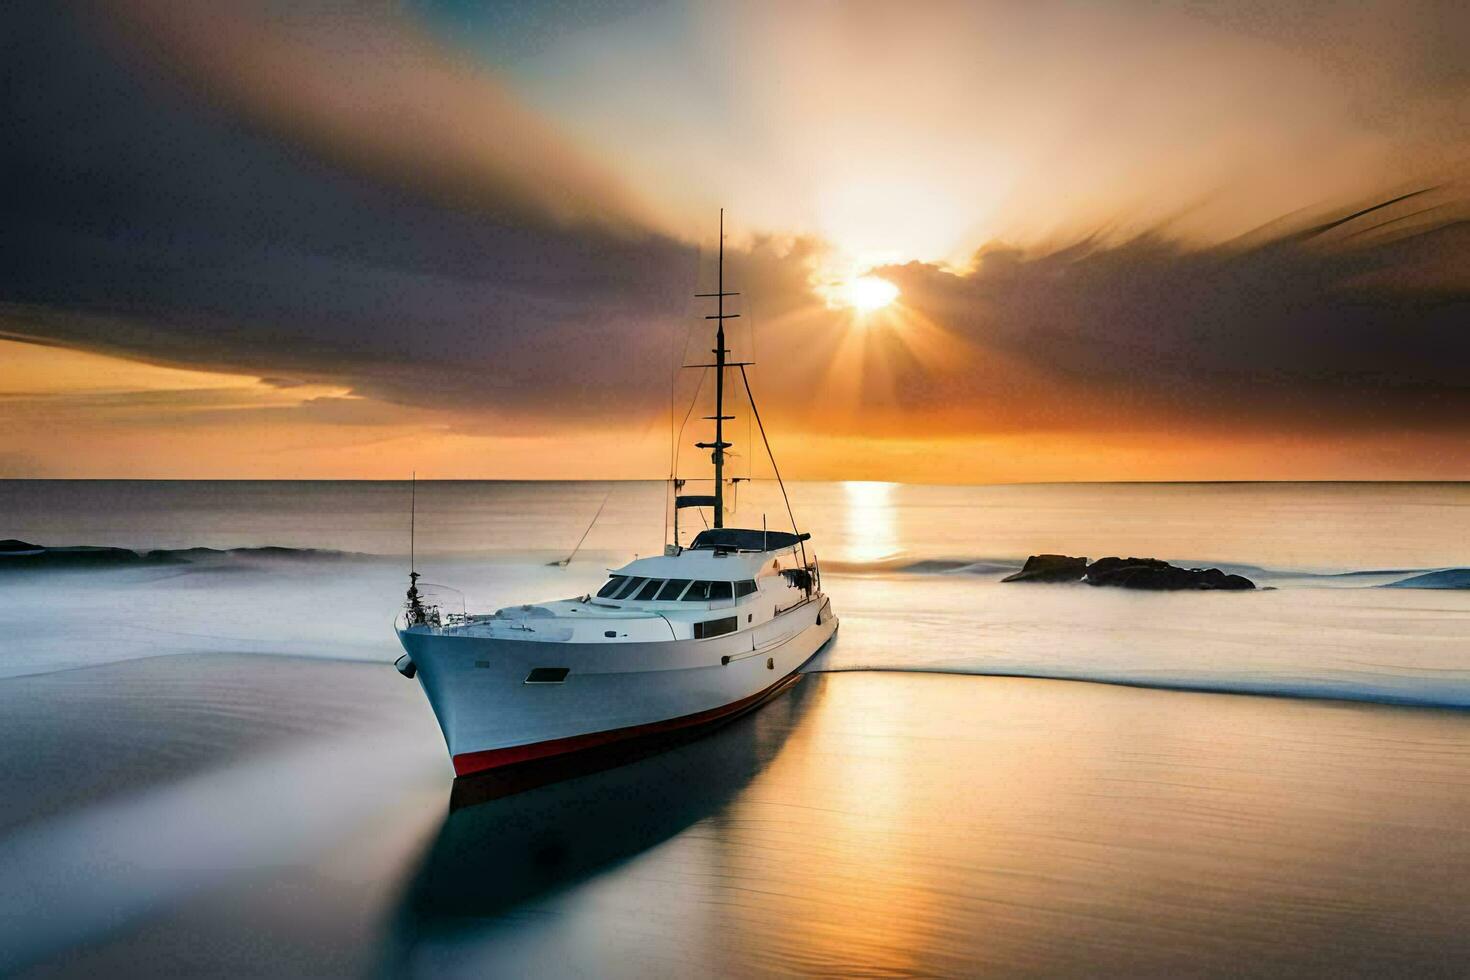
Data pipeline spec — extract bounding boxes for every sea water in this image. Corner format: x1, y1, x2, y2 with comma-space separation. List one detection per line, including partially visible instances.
0, 480, 1466, 976
3, 480, 1466, 704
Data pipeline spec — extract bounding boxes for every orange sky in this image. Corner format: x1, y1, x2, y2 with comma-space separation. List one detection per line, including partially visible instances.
2, 336, 1463, 482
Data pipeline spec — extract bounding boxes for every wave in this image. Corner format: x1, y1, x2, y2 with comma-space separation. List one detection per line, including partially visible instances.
818, 552, 1467, 589
819, 556, 1024, 576
0, 540, 355, 571
145, 546, 357, 562
1382, 568, 1470, 590
803, 663, 1470, 711
6, 536, 1463, 590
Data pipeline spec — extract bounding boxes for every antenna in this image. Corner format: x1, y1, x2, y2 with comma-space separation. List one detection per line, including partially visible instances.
410, 470, 416, 576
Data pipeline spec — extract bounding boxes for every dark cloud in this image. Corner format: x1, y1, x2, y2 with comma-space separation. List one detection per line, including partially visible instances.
876, 193, 1470, 437
1, 3, 698, 424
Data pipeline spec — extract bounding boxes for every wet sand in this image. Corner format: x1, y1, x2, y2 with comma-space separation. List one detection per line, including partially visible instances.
3, 656, 1468, 977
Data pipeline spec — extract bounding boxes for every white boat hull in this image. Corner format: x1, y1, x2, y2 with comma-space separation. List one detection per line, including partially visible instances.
398, 596, 837, 776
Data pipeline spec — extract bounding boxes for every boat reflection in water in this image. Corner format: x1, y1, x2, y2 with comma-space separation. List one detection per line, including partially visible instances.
382, 673, 811, 974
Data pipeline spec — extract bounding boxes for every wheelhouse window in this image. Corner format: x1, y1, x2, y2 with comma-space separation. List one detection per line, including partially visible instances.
655, 579, 691, 600
682, 581, 735, 602
734, 580, 758, 598
596, 576, 629, 598
632, 578, 665, 601
611, 576, 647, 599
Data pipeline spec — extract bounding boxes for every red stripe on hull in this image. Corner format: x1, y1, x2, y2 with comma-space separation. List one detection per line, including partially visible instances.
452, 670, 802, 777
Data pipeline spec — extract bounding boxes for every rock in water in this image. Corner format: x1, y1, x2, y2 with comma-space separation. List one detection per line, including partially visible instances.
1085, 557, 1254, 590
1001, 554, 1255, 590
1001, 554, 1089, 583
1084, 557, 1169, 579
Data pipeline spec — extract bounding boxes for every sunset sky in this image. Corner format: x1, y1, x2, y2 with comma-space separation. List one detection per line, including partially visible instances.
2, 1, 1467, 480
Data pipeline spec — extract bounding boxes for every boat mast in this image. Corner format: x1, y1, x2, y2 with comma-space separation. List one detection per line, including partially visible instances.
713, 211, 727, 528
695, 208, 739, 529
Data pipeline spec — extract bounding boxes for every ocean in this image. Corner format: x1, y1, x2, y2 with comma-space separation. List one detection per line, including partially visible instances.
1, 480, 1467, 976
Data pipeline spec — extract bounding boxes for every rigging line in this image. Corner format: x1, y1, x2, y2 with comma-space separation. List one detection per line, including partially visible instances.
669, 280, 708, 484
666, 315, 699, 541
745, 298, 755, 482
669, 367, 709, 546
668, 311, 701, 472
737, 364, 800, 538
746, 362, 754, 481
665, 374, 673, 544
555, 487, 611, 567
671, 368, 709, 477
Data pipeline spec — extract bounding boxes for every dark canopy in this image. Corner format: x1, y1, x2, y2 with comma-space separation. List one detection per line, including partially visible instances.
689, 528, 810, 553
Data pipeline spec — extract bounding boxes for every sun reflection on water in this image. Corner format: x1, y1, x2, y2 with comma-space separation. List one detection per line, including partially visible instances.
842, 480, 900, 564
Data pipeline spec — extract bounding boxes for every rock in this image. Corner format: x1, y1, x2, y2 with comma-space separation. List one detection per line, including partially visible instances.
1001, 554, 1089, 583
1000, 552, 1256, 590
1084, 556, 1170, 580
1085, 556, 1254, 591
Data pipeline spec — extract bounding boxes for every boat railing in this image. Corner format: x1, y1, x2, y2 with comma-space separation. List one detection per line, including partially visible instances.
399, 611, 484, 635
416, 582, 466, 618
403, 582, 471, 631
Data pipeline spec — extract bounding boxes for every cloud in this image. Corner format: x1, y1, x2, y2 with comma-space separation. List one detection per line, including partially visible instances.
2, 2, 1468, 479
1, 3, 700, 425
506, 0, 1470, 262
98, 0, 663, 233
871, 189, 1470, 437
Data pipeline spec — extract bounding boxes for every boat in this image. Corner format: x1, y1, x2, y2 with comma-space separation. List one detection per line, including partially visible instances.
393, 211, 839, 778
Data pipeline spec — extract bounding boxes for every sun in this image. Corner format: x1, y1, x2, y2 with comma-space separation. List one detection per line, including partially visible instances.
842, 275, 900, 313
